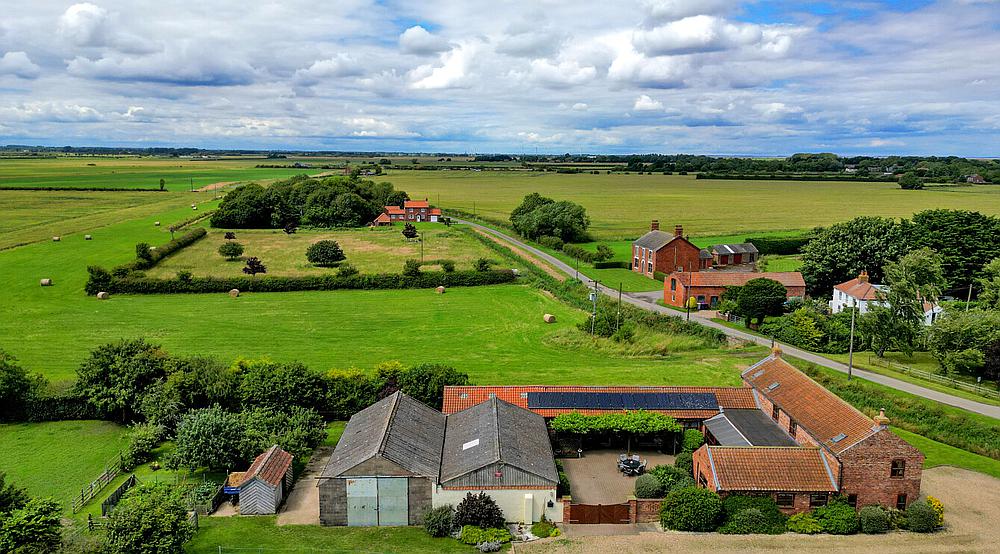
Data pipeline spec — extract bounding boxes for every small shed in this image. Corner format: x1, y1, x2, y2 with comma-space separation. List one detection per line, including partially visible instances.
236, 445, 293, 515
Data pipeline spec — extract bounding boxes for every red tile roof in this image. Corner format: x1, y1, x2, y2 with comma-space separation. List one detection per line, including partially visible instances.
384, 206, 405, 215
404, 199, 430, 209
703, 446, 838, 492
430, 208, 442, 216
243, 445, 292, 488
671, 271, 806, 288
441, 385, 757, 417
373, 213, 391, 223
834, 277, 881, 301
742, 353, 877, 453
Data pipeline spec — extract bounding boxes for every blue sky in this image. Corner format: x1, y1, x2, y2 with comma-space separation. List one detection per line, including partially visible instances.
0, 0, 997, 155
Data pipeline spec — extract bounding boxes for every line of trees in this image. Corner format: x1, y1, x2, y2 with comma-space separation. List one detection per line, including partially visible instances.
509, 192, 591, 242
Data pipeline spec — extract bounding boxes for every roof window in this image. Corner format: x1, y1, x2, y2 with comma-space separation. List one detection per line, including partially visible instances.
462, 439, 480, 450
767, 382, 780, 391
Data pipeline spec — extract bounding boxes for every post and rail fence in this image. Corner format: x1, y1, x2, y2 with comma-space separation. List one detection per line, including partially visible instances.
72, 452, 126, 513
867, 355, 1000, 400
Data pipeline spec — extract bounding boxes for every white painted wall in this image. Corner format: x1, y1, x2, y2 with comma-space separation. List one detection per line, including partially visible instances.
830, 288, 941, 326
432, 487, 562, 523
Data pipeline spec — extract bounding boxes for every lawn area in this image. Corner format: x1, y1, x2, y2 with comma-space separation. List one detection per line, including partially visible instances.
758, 254, 804, 272
186, 517, 472, 553
148, 223, 503, 278
892, 428, 1000, 479
0, 420, 128, 510
380, 169, 1000, 239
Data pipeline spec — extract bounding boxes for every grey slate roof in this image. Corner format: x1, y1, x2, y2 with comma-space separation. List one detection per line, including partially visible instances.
321, 391, 446, 479
704, 409, 797, 447
634, 230, 678, 251
712, 243, 759, 255
439, 397, 558, 485
699, 248, 713, 259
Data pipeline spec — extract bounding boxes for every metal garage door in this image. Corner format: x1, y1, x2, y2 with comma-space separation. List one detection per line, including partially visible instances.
376, 478, 409, 526
346, 478, 378, 527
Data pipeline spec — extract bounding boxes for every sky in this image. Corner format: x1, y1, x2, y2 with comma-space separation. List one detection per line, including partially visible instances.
0, 0, 998, 155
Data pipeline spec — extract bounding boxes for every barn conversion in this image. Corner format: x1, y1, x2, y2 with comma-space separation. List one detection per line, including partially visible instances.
318, 391, 561, 527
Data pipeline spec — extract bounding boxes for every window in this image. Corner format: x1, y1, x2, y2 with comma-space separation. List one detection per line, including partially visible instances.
647, 262, 653, 273
710, 296, 719, 308
890, 459, 906, 479
847, 494, 858, 508
670, 279, 677, 291
697, 295, 706, 303
771, 405, 779, 421
698, 472, 708, 488
788, 420, 797, 436
809, 493, 829, 508
776, 493, 794, 509
634, 257, 639, 269
896, 494, 907, 510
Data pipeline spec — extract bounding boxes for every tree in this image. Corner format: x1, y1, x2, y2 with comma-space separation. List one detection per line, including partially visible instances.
283, 223, 298, 234
136, 242, 154, 263
396, 363, 470, 409
233, 358, 327, 413
159, 178, 166, 191
511, 200, 590, 242
224, 232, 237, 240
800, 216, 912, 296
976, 258, 1000, 310
509, 193, 554, 229
0, 351, 42, 422
735, 278, 787, 327
863, 247, 946, 356
898, 172, 923, 190
242, 257, 266, 276
983, 339, 1000, 389
306, 240, 346, 266
927, 309, 1000, 376
218, 241, 244, 260
75, 339, 172, 422
402, 222, 418, 240
170, 406, 245, 470
911, 210, 1000, 291
0, 497, 61, 553
594, 244, 614, 262
0, 472, 29, 513
473, 257, 491, 272
105, 483, 194, 554
239, 406, 326, 459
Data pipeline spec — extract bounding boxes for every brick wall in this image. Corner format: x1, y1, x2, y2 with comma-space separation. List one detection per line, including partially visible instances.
839, 429, 923, 510
627, 498, 663, 523
691, 446, 715, 490
654, 240, 702, 275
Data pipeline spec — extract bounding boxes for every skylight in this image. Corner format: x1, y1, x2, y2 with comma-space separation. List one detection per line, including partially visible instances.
831, 433, 847, 443
752, 370, 765, 379
767, 382, 780, 391
462, 439, 479, 450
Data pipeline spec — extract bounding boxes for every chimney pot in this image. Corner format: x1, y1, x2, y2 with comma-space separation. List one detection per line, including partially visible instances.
674, 224, 683, 237
651, 220, 659, 231
771, 345, 783, 358
873, 408, 890, 428
858, 270, 869, 283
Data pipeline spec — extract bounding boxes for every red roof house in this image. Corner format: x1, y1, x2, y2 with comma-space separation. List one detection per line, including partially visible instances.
664, 271, 806, 308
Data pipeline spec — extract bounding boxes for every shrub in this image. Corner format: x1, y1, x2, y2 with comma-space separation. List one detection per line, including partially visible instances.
886, 508, 908, 530
674, 452, 693, 473
814, 497, 859, 534
459, 526, 511, 545
242, 257, 266, 276
787, 512, 823, 534
682, 429, 705, 452
718, 508, 771, 535
136, 242, 154, 263
537, 235, 564, 250
402, 222, 419, 240
218, 241, 244, 260
403, 259, 421, 277
337, 263, 359, 277
634, 474, 664, 499
530, 518, 556, 538
423, 505, 455, 538
176, 270, 193, 282
611, 321, 637, 343
85, 265, 113, 295
926, 495, 945, 527
474, 258, 492, 272
905, 500, 938, 532
235, 358, 327, 413
659, 487, 722, 531
306, 240, 346, 266
455, 492, 505, 529
718, 495, 786, 534
562, 243, 598, 263
0, 351, 43, 422
224, 232, 236, 240
0, 497, 62, 553
441, 260, 456, 272
105, 483, 193, 554
648, 465, 695, 496
594, 244, 614, 262
122, 422, 164, 470
859, 505, 890, 534
746, 235, 813, 256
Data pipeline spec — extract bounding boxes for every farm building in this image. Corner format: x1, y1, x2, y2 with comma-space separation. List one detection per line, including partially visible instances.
228, 445, 293, 515
710, 243, 759, 267
375, 200, 443, 225
318, 391, 561, 526
631, 222, 710, 277
830, 271, 942, 325
663, 270, 805, 309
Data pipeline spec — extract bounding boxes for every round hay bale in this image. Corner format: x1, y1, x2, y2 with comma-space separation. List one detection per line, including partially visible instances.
40, 278, 52, 287
154, 221, 161, 226
84, 234, 93, 240
192, 206, 198, 210
52, 236, 60, 242
435, 286, 446, 294
229, 289, 240, 298
543, 313, 556, 323
96, 291, 110, 300
511, 268, 520, 276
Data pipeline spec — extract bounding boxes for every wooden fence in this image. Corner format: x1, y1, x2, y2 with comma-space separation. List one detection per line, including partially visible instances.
189, 484, 228, 515
72, 452, 125, 513
101, 474, 138, 517
868, 356, 1000, 400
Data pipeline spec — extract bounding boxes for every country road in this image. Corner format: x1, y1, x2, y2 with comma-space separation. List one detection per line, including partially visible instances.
456, 218, 1000, 420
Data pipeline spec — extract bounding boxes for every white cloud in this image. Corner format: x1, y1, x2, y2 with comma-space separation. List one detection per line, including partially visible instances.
633, 15, 764, 56
294, 54, 363, 86
633, 94, 664, 111
342, 116, 418, 138
409, 42, 478, 90
0, 51, 40, 78
572, 102, 588, 111
67, 48, 257, 86
640, 0, 737, 22
496, 22, 566, 58
399, 26, 450, 56
0, 102, 103, 123
57, 2, 158, 54
528, 58, 597, 89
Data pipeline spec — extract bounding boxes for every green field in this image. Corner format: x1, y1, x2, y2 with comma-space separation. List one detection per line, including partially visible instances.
893, 428, 1000, 479
0, 421, 128, 509
379, 170, 1000, 239
148, 224, 504, 278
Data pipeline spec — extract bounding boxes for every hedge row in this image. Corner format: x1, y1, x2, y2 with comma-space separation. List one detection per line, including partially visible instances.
695, 173, 897, 182
0, 186, 165, 192
127, 227, 208, 272
87, 268, 517, 295
745, 235, 813, 255
562, 243, 603, 263
593, 260, 630, 269
169, 210, 216, 231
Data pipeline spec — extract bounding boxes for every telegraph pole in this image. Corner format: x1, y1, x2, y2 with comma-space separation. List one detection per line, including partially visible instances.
847, 299, 856, 381
616, 283, 623, 332
589, 279, 599, 336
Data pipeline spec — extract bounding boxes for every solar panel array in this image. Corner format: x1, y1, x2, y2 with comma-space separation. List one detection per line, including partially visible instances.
527, 391, 719, 410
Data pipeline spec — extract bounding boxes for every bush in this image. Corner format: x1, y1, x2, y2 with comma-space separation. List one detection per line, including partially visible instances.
787, 512, 823, 534
718, 495, 786, 534
423, 505, 455, 538
859, 505, 890, 534
455, 492, 505, 529
648, 465, 695, 496
659, 487, 722, 531
682, 429, 705, 452
0, 351, 43, 422
218, 241, 244, 260
74, 338, 172, 422
337, 263, 359, 277
926, 495, 944, 527
562, 243, 598, 263
459, 526, 511, 545
537, 235, 564, 250
814, 497, 859, 534
474, 258, 492, 272
719, 508, 771, 535
906, 500, 938, 532
531, 518, 557, 538
306, 240, 346, 266
674, 452, 693, 473
136, 242, 154, 263
0, 497, 62, 553
593, 260, 630, 269
403, 259, 421, 277
122, 423, 164, 470
441, 260, 456, 272
128, 228, 208, 271
634, 474, 664, 499
105, 483, 193, 554
887, 507, 908, 530
746, 235, 813, 255
85, 265, 113, 295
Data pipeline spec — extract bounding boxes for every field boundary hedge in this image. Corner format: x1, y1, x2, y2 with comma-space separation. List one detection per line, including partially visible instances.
594, 260, 630, 269
696, 173, 897, 182
745, 235, 814, 255
0, 186, 167, 192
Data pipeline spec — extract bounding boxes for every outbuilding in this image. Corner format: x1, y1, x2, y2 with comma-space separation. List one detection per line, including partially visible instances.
234, 445, 293, 515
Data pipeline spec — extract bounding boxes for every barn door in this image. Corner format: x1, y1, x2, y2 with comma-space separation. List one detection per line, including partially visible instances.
346, 478, 378, 527
377, 478, 409, 526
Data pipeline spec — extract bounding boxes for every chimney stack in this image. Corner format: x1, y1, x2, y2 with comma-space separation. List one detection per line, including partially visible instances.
674, 224, 683, 237
651, 220, 660, 231
771, 344, 783, 358
858, 270, 869, 283
873, 408, 890, 428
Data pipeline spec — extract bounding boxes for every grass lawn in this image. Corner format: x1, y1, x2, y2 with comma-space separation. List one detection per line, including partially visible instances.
758, 254, 804, 272
0, 420, 128, 510
186, 517, 473, 553
892, 428, 1000, 480
380, 169, 1000, 239
148, 224, 503, 278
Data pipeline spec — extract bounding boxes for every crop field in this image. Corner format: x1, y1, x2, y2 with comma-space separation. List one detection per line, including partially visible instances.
148, 224, 503, 278
380, 169, 1000, 239
0, 421, 128, 509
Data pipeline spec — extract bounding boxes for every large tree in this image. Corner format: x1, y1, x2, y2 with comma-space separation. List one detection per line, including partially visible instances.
800, 216, 912, 297
0, 497, 61, 553
735, 278, 788, 328
0, 351, 42, 422
975, 258, 1000, 310
513, 200, 591, 242
105, 484, 194, 554
75, 339, 173, 422
927, 309, 1000, 376
910, 209, 1000, 291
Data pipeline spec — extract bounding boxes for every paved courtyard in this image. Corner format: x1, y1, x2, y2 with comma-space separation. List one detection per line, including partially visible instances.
561, 449, 675, 504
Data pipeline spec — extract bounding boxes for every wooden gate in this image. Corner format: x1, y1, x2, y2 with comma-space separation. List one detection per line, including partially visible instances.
568, 503, 630, 524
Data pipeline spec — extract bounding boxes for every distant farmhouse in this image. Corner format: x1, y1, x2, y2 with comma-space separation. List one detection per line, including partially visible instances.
631, 222, 711, 277
830, 271, 942, 326
664, 271, 805, 309
373, 199, 442, 225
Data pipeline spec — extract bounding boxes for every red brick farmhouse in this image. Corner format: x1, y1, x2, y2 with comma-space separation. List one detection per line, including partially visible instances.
631, 222, 710, 277
664, 270, 806, 309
